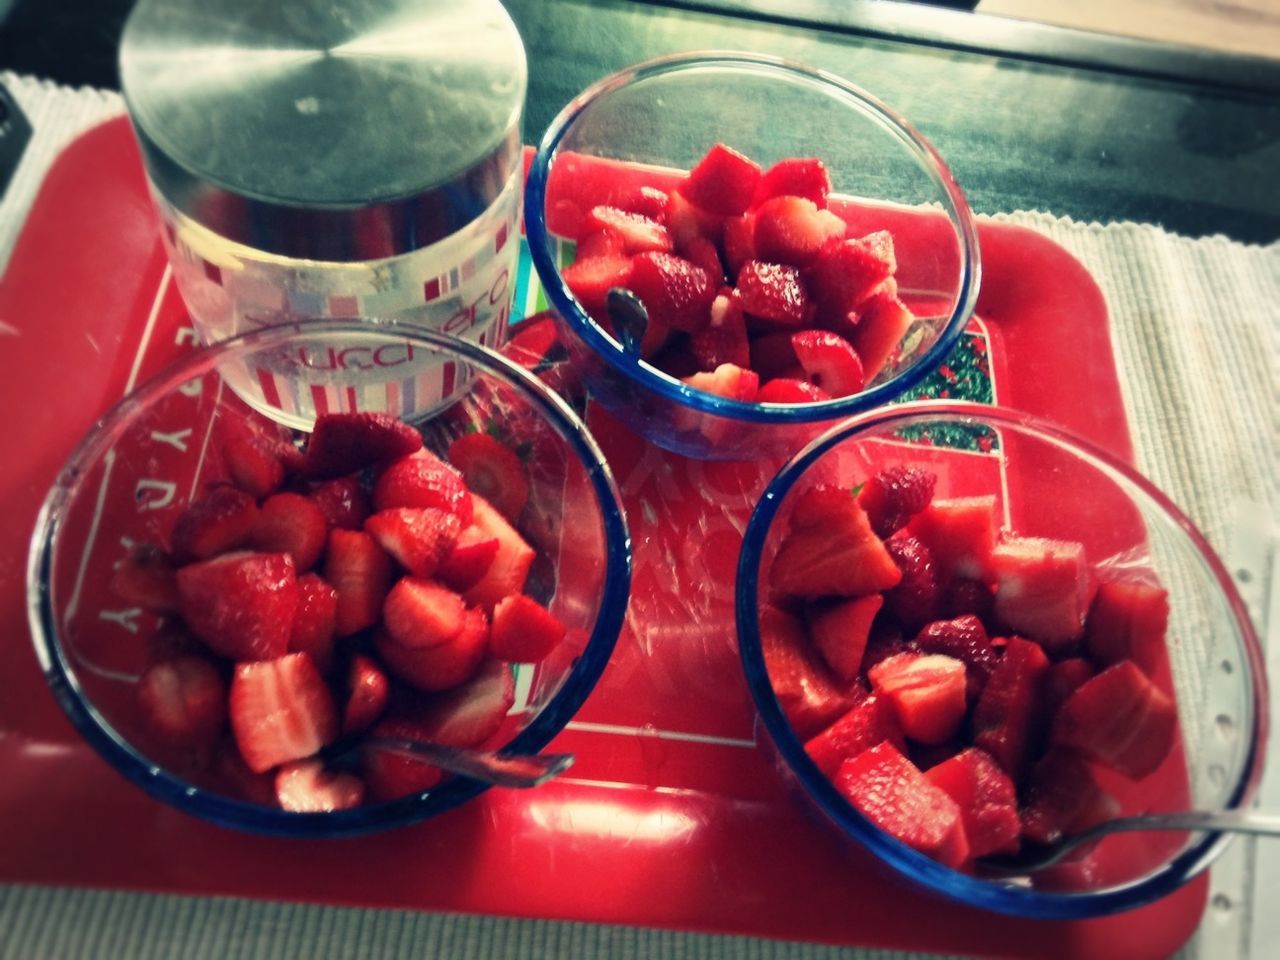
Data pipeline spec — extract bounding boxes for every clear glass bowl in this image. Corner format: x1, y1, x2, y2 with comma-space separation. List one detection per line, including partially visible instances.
525, 51, 981, 461
26, 321, 631, 837
736, 401, 1266, 917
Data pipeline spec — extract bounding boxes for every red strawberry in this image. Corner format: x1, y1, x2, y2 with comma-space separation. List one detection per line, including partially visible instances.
755, 377, 831, 403
342, 653, 390, 735
490, 594, 567, 663
460, 495, 536, 611
753, 157, 832, 207
664, 188, 725, 248
1044, 657, 1096, 720
362, 716, 446, 799
720, 213, 756, 276
679, 233, 726, 283
805, 235, 895, 327
288, 572, 339, 671
678, 361, 759, 415
791, 329, 865, 397
437, 526, 501, 593
383, 577, 467, 648
689, 288, 750, 370
170, 486, 259, 562
229, 652, 338, 773
807, 594, 883, 681
848, 291, 915, 381
923, 747, 1021, 858
324, 529, 394, 636
858, 466, 937, 538
862, 230, 898, 273
576, 228, 626, 259
627, 251, 717, 335
835, 741, 970, 869
136, 655, 227, 748
583, 205, 673, 254
303, 412, 423, 479
447, 433, 530, 522
736, 260, 812, 329
373, 451, 473, 524
992, 537, 1093, 651
753, 195, 846, 267
681, 143, 762, 215
1021, 749, 1120, 845
616, 184, 670, 221
176, 551, 299, 661
759, 605, 859, 739
883, 536, 941, 630
1086, 579, 1169, 674
868, 652, 967, 745
275, 759, 364, 812
251, 492, 329, 571
223, 436, 286, 499
770, 487, 902, 598
308, 476, 371, 531
914, 615, 998, 698
804, 693, 903, 777
561, 254, 634, 312
971, 636, 1051, 782
110, 543, 179, 612
364, 507, 462, 579
375, 607, 489, 692
748, 330, 799, 380
908, 495, 998, 582
1052, 660, 1177, 779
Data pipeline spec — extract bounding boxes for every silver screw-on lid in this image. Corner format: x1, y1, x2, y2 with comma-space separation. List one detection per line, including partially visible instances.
121, 0, 527, 260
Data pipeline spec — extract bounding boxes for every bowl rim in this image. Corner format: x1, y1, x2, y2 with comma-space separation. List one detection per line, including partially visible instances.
524, 49, 983, 423
25, 319, 633, 837
735, 399, 1268, 917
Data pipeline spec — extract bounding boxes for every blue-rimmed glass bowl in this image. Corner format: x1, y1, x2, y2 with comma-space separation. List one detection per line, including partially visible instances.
27, 321, 631, 837
525, 51, 981, 461
736, 401, 1266, 917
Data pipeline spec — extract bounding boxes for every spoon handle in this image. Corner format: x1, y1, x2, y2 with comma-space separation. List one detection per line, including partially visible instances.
365, 737, 574, 788
1099, 808, 1280, 838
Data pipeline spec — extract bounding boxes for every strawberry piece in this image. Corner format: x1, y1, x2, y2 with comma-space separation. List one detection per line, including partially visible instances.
308, 476, 371, 531
681, 362, 760, 402
251, 492, 329, 571
342, 653, 390, 735
437, 526, 501, 593
883, 536, 941, 630
770, 487, 902, 598
362, 716, 446, 799
170, 486, 259, 562
971, 636, 1051, 782
923, 747, 1021, 858
615, 184, 670, 221
753, 196, 846, 267
908, 495, 998, 582
807, 594, 883, 681
759, 605, 859, 739
848, 291, 915, 381
689, 288, 750, 370
680, 142, 762, 216
805, 235, 895, 327
679, 234, 727, 283
736, 260, 812, 329
748, 331, 799, 380
1021, 749, 1120, 845
110, 543, 179, 612
992, 537, 1093, 651
1086, 579, 1169, 674
303, 412, 423, 479
627, 251, 717, 335
868, 652, 967, 745
1052, 660, 1177, 779
275, 759, 364, 812
791, 329, 865, 397
583, 205, 673, 254
1044, 657, 1096, 720
862, 230, 898, 273
561, 254, 634, 312
447, 433, 530, 522
136, 655, 227, 748
383, 577, 467, 648
753, 157, 832, 207
664, 188, 725, 248
375, 607, 489, 692
576, 228, 626, 259
914, 615, 998, 699
491, 594, 567, 663
176, 551, 298, 661
835, 741, 970, 868
804, 693, 903, 777
460, 495, 536, 611
288, 572, 339, 671
223, 437, 286, 499
720, 212, 756, 276
755, 377, 831, 403
365, 507, 462, 579
858, 466, 937, 538
373, 451, 473, 524
229, 652, 338, 773
324, 529, 394, 636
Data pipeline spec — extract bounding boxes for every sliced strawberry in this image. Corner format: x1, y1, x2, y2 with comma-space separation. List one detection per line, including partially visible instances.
576, 228, 626, 260
1052, 660, 1177, 779
364, 507, 462, 579
136, 655, 227, 748
971, 635, 1051, 782
858, 466, 937, 539
461, 495, 536, 611
229, 652, 338, 773
373, 451, 473, 524
583, 205, 673, 254
720, 212, 756, 276
770, 489, 901, 599
362, 716, 446, 799
883, 536, 941, 631
176, 551, 298, 661
992, 537, 1093, 651
437, 526, 501, 593
342, 653, 390, 735
914, 615, 998, 700
303, 412, 423, 479
664, 188, 725, 248
615, 184, 670, 221
308, 476, 371, 531
748, 330, 799, 380
680, 363, 759, 411
805, 235, 895, 327
679, 233, 726, 283
447, 433, 530, 522
862, 230, 898, 273
680, 142, 762, 216
753, 157, 831, 207
923, 747, 1021, 858
324, 529, 394, 637
755, 377, 831, 403
1086, 579, 1169, 674
908, 495, 998, 582
1044, 657, 1096, 720
382, 577, 467, 648
375, 607, 489, 692
835, 741, 970, 869
689, 289, 750, 370
110, 543, 179, 612
626, 251, 717, 335
288, 572, 339, 671
759, 605, 859, 739
223, 437, 286, 499
804, 693, 903, 777
251, 492, 329, 571
791, 329, 865, 398
848, 291, 915, 381
275, 759, 364, 812
736, 260, 812, 329
1021, 749, 1120, 845
562, 253, 634, 312
807, 594, 883, 681
170, 486, 259, 562
753, 195, 845, 268
490, 594, 567, 663
868, 652, 967, 745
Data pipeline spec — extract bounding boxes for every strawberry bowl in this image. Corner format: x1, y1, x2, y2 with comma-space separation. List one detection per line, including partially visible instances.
26, 321, 630, 836
735, 401, 1266, 917
525, 51, 981, 461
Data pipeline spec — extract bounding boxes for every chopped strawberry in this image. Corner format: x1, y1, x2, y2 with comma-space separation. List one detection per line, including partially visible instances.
971, 636, 1051, 782
804, 693, 903, 777
755, 377, 831, 403
720, 212, 756, 276
835, 741, 970, 869
1021, 749, 1120, 845
858, 466, 937, 538
807, 594, 883, 681
805, 235, 895, 327
759, 605, 860, 739
275, 759, 364, 812
223, 436, 286, 499
923, 747, 1021, 858
679, 233, 727, 283
375, 607, 489, 692
868, 652, 967, 745
136, 655, 227, 748
788, 484, 860, 529
992, 537, 1093, 651
770, 487, 902, 598
1044, 657, 1096, 720
490, 594, 567, 663
848, 291, 915, 381
288, 572, 339, 671
1052, 660, 1177, 779
324, 529, 394, 636
583, 205, 673, 254
753, 196, 846, 268
176, 551, 299, 661
251, 492, 329, 571
303, 412, 423, 479
229, 652, 338, 773
736, 260, 813, 329
664, 188, 725, 248
680, 142, 762, 215
110, 543, 179, 612
616, 184, 670, 221
908, 495, 998, 582
342, 653, 390, 735
460, 495, 536, 611
747, 330, 799, 380
1086, 579, 1169, 674
914, 615, 998, 699
308, 476, 371, 531
561, 254, 634, 312
364, 507, 462, 579
575, 228, 626, 259
681, 362, 760, 402
791, 329, 865, 397
170, 486, 259, 562
627, 251, 717, 335
382, 577, 467, 648
362, 716, 446, 799
882, 536, 942, 630
861, 230, 898, 274
689, 289, 750, 370
373, 451, 473, 524
447, 433, 530, 522
753, 157, 832, 207
437, 526, 501, 593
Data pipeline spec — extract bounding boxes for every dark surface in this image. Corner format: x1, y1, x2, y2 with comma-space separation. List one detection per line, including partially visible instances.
0, 0, 1276, 242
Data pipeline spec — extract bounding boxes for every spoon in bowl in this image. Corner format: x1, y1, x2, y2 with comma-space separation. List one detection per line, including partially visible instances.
358, 737, 574, 789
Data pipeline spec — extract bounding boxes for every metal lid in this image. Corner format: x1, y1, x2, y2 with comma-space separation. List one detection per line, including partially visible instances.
121, 0, 526, 260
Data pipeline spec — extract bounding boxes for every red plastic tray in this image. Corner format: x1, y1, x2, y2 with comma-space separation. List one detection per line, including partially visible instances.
0, 117, 1204, 958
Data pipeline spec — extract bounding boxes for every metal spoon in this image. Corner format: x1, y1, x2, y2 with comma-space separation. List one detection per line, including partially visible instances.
605, 287, 648, 355
361, 737, 574, 789
978, 808, 1280, 877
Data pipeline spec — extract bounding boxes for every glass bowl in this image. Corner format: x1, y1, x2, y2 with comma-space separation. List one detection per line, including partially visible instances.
525, 51, 981, 461
736, 401, 1266, 917
27, 321, 631, 837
